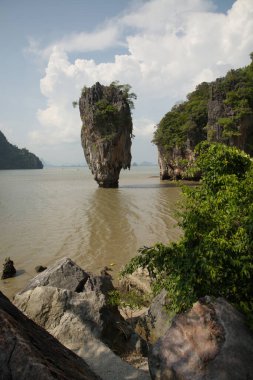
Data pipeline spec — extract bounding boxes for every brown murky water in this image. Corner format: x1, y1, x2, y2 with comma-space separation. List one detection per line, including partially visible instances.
0, 166, 182, 299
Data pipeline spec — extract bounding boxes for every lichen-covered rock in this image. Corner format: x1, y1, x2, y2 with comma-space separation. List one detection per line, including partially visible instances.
0, 291, 100, 380
149, 297, 253, 380
79, 82, 133, 187
1, 257, 16, 279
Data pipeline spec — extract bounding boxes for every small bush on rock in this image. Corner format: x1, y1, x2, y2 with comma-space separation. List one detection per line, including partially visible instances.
108, 289, 151, 321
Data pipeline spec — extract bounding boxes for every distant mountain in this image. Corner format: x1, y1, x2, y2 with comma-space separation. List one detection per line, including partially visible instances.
138, 161, 157, 166
41, 159, 86, 168
0, 131, 43, 170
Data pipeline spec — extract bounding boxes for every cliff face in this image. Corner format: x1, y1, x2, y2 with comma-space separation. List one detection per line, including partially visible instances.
154, 57, 253, 179
0, 131, 43, 169
154, 82, 209, 180
157, 143, 195, 180
79, 82, 133, 187
207, 79, 253, 154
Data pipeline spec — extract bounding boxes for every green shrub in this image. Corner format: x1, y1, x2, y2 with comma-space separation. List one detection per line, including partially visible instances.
122, 143, 253, 325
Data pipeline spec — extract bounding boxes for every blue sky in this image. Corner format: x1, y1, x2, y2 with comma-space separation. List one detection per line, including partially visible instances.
1, 0, 252, 165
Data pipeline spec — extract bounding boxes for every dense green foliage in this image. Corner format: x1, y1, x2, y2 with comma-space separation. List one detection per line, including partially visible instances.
154, 54, 253, 156
92, 82, 136, 140
94, 99, 120, 139
122, 143, 253, 324
109, 81, 137, 110
76, 81, 136, 141
0, 131, 43, 170
77, 81, 137, 111
153, 81, 209, 151
213, 61, 253, 146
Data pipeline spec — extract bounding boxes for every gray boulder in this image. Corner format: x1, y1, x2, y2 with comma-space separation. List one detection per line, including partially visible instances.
13, 256, 151, 380
0, 291, 100, 380
18, 257, 89, 294
83, 272, 114, 298
14, 286, 107, 345
14, 257, 147, 356
149, 297, 253, 380
14, 286, 150, 380
136, 289, 174, 344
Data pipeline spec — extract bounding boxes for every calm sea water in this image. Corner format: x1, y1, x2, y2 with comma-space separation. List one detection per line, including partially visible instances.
0, 166, 182, 299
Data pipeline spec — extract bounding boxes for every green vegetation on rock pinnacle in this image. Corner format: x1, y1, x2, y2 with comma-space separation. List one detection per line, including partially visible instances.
79, 81, 136, 141
0, 131, 43, 170
122, 142, 253, 327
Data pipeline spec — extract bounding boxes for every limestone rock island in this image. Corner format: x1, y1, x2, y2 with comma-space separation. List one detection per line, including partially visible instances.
79, 82, 135, 187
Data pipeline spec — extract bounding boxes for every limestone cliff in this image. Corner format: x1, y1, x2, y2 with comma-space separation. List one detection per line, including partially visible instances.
154, 82, 209, 180
207, 78, 253, 153
154, 56, 253, 180
157, 142, 196, 180
79, 82, 134, 187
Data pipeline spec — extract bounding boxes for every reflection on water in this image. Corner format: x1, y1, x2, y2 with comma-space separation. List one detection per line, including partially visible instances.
82, 188, 137, 270
0, 167, 182, 298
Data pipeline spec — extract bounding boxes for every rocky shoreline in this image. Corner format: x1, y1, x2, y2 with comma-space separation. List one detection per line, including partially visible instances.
1, 257, 253, 379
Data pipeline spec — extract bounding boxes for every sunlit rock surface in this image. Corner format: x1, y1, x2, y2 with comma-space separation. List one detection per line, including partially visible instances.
0, 291, 100, 380
79, 82, 133, 187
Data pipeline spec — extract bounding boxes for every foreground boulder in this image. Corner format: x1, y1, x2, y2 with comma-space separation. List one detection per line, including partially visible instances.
79, 82, 134, 187
13, 257, 150, 379
14, 257, 147, 356
0, 291, 100, 380
19, 257, 89, 294
149, 297, 253, 380
14, 286, 150, 380
15, 285, 132, 354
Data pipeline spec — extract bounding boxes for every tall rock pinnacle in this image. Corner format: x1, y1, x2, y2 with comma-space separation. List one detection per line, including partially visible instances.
79, 82, 134, 188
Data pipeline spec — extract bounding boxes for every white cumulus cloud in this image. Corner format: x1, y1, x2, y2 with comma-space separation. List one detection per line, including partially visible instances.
29, 0, 253, 153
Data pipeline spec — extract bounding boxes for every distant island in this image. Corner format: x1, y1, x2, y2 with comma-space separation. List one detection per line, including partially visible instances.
132, 161, 157, 167
0, 131, 43, 170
